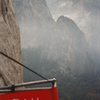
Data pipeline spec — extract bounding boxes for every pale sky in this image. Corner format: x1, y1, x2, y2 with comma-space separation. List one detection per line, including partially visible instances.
13, 0, 100, 48
46, 0, 100, 40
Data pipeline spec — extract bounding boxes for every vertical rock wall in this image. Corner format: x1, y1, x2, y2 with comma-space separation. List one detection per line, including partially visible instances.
0, 0, 23, 86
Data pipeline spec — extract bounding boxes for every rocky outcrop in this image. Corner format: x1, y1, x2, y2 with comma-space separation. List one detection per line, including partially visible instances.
56, 16, 89, 73
0, 0, 23, 86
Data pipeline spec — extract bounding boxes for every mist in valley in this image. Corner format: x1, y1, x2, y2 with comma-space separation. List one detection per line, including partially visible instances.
13, 0, 100, 100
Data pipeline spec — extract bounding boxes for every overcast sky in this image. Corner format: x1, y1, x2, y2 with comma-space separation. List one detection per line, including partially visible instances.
13, 0, 100, 48
46, 0, 100, 41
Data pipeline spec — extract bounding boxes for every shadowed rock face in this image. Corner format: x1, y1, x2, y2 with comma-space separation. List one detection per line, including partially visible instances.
56, 16, 89, 74
0, 0, 23, 86
13, 0, 55, 48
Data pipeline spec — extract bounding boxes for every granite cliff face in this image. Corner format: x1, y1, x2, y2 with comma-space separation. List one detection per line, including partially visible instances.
0, 0, 23, 86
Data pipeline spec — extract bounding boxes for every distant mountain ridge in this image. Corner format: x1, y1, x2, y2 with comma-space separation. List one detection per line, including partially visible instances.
13, 0, 99, 100
13, 0, 94, 74
56, 16, 89, 73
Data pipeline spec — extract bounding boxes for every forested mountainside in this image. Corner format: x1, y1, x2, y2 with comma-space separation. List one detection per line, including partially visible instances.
13, 0, 100, 100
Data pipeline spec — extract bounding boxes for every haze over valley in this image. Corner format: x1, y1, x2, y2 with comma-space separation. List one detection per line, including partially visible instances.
13, 0, 100, 100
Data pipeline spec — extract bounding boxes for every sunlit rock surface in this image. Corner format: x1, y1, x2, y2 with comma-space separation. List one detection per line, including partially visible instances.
0, 0, 23, 86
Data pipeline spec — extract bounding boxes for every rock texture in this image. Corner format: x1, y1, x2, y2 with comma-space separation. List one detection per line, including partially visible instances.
56, 16, 90, 74
0, 0, 23, 86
